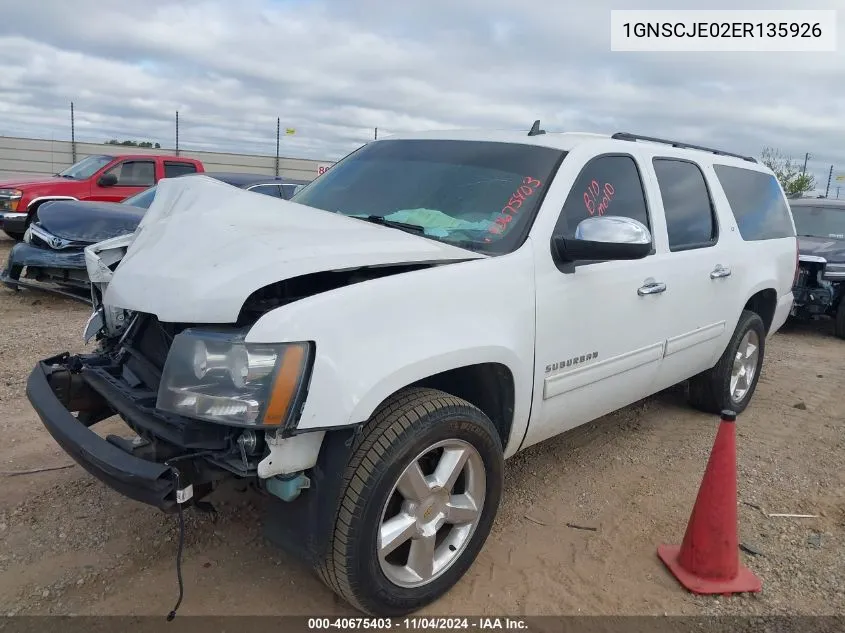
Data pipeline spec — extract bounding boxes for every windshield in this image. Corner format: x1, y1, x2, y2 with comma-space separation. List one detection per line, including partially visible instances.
791, 205, 845, 239
122, 185, 158, 209
291, 139, 565, 254
58, 155, 114, 180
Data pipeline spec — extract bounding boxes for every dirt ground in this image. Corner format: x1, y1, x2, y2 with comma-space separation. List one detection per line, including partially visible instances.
0, 234, 842, 618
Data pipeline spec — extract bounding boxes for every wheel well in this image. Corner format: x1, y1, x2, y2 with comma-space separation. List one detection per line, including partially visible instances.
409, 363, 515, 450
25, 200, 48, 226
744, 289, 777, 333
26, 198, 73, 224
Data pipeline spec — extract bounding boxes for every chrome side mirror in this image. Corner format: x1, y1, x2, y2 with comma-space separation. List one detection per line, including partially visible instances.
574, 215, 651, 244
552, 215, 652, 264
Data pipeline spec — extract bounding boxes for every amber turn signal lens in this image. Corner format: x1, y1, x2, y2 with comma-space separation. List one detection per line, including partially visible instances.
262, 343, 309, 426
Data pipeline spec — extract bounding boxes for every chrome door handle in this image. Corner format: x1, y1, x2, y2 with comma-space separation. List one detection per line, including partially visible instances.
710, 265, 731, 279
638, 281, 666, 296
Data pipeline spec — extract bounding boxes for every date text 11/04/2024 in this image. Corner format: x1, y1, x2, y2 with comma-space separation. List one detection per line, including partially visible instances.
307, 617, 529, 630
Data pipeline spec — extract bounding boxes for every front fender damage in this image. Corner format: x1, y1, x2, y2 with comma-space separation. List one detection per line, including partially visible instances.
84, 233, 136, 342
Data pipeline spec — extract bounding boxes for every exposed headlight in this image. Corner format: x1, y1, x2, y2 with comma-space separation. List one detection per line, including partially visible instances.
156, 329, 312, 427
823, 263, 845, 280
0, 189, 22, 211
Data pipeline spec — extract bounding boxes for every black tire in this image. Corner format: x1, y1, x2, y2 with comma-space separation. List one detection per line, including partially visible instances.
317, 387, 504, 616
834, 299, 845, 340
1, 265, 22, 291
688, 309, 766, 415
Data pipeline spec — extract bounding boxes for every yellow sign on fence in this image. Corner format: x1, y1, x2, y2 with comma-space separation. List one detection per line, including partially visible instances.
285, 128, 296, 136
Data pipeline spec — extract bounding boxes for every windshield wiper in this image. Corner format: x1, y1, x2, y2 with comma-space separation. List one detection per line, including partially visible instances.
353, 215, 426, 234
428, 236, 497, 253
349, 215, 497, 253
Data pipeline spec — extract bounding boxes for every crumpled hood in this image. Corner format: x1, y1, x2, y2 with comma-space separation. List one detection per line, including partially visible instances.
798, 235, 845, 263
104, 175, 485, 323
37, 200, 145, 243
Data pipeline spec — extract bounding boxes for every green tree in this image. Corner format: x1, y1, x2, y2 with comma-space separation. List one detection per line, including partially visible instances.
104, 139, 160, 149
760, 147, 816, 196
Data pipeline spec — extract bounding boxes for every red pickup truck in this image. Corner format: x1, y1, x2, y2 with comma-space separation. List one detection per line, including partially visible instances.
0, 153, 204, 240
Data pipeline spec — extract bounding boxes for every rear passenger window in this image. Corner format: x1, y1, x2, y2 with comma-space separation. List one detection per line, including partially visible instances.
554, 155, 650, 238
164, 162, 198, 178
653, 159, 717, 251
249, 184, 283, 198
713, 165, 795, 240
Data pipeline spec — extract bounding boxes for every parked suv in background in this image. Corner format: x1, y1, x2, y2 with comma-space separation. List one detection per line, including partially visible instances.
0, 153, 204, 239
26, 127, 796, 616
789, 197, 845, 338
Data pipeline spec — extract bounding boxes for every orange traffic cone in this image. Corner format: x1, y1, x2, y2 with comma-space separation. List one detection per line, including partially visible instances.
657, 409, 762, 594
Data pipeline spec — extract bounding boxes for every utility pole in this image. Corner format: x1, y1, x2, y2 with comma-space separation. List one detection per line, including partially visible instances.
374, 127, 378, 140
802, 152, 810, 175
175, 111, 180, 156
837, 186, 841, 199
825, 164, 833, 198
70, 102, 76, 163
275, 117, 281, 177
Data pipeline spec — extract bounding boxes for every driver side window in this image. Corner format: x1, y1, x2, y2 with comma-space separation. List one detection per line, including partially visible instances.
103, 160, 156, 187
553, 155, 651, 239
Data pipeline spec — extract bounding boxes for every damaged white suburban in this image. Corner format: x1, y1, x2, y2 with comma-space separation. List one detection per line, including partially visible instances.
26, 128, 798, 616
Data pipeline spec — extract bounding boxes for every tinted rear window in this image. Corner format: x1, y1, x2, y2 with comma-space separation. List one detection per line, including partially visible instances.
713, 165, 794, 240
122, 186, 157, 209
281, 184, 302, 199
291, 139, 565, 254
248, 184, 283, 198
165, 162, 198, 177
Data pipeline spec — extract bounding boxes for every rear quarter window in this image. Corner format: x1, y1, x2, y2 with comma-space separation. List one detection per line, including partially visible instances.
713, 165, 795, 240
164, 162, 199, 178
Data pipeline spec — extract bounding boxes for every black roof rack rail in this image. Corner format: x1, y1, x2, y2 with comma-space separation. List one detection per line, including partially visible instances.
611, 132, 757, 163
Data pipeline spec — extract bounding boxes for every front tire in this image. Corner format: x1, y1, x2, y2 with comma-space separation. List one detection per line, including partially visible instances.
834, 299, 845, 340
688, 309, 766, 415
3, 230, 24, 241
317, 387, 504, 616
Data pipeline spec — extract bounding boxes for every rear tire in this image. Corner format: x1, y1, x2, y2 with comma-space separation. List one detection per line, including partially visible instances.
317, 387, 504, 616
834, 299, 845, 340
688, 310, 766, 415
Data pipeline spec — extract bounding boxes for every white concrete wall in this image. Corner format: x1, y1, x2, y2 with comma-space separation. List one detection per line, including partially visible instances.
0, 135, 335, 182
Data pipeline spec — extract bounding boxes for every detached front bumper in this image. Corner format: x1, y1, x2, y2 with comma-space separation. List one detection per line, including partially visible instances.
25, 353, 240, 511
26, 357, 178, 509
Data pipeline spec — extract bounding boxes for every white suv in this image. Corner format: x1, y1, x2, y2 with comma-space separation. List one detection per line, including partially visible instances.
27, 124, 797, 616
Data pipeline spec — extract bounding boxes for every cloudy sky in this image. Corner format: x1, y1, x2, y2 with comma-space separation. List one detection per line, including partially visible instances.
1, 0, 843, 192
